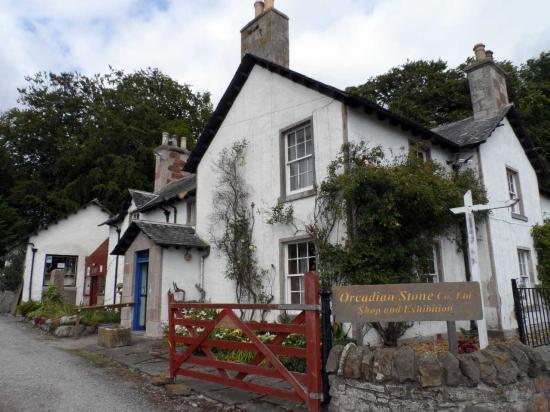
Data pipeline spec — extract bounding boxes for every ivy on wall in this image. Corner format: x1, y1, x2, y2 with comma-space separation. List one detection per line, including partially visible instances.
210, 140, 273, 319
532, 221, 550, 287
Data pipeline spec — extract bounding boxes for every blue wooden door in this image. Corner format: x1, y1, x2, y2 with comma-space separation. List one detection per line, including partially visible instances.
133, 251, 149, 331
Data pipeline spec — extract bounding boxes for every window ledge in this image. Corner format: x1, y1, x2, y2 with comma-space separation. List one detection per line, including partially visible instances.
512, 213, 528, 222
280, 189, 316, 203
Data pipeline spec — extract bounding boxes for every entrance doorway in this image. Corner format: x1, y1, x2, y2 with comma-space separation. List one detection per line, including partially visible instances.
133, 251, 149, 331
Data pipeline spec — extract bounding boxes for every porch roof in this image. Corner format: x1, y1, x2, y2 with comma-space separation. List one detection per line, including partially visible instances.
110, 220, 209, 255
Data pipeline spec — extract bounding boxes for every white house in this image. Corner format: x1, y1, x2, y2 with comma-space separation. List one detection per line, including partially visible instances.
21, 200, 111, 305
111, 133, 207, 337
175, 1, 548, 342
110, 1, 547, 341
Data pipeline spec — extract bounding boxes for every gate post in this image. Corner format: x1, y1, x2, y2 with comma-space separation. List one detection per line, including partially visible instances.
511, 279, 527, 345
305, 271, 322, 412
168, 292, 176, 380
320, 287, 332, 406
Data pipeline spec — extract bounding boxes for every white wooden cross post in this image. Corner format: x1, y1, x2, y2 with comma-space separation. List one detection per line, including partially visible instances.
450, 190, 518, 349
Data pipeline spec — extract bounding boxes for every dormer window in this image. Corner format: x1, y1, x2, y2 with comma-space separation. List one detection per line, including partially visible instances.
132, 212, 140, 221
280, 120, 316, 201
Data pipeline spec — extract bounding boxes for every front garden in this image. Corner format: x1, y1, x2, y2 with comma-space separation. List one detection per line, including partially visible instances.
16, 285, 121, 337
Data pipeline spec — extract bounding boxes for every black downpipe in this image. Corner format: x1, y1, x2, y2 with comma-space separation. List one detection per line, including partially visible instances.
113, 227, 121, 304
27, 245, 37, 301
320, 288, 333, 406
160, 207, 170, 223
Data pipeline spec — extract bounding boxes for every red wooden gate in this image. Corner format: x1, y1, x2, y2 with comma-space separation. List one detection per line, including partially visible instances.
167, 271, 322, 411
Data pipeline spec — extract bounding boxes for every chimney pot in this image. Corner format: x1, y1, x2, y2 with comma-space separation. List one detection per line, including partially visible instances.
254, 1, 264, 17
181, 136, 187, 150
473, 43, 487, 61
264, 0, 274, 10
162, 131, 170, 145
485, 50, 494, 60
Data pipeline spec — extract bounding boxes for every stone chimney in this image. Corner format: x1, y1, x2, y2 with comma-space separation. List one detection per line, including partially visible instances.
241, 0, 289, 68
465, 43, 509, 120
154, 132, 190, 192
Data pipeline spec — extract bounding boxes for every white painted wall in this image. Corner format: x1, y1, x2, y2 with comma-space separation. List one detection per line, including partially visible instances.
22, 205, 110, 303
103, 213, 129, 305
478, 118, 544, 332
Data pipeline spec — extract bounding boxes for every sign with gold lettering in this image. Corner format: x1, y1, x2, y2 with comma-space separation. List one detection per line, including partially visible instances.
332, 282, 483, 322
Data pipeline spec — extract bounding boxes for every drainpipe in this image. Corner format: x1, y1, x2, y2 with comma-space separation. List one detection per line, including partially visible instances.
113, 226, 121, 304
168, 204, 178, 224
26, 243, 37, 301
160, 206, 170, 223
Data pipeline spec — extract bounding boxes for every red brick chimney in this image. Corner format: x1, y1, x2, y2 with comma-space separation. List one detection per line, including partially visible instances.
154, 132, 190, 192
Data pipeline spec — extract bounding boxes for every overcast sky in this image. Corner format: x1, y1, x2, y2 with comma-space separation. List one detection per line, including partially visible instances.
1, 0, 549, 111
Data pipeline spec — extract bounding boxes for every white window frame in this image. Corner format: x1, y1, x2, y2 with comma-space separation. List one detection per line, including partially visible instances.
506, 167, 525, 218
421, 242, 444, 283
517, 248, 535, 287
285, 241, 316, 305
283, 121, 315, 197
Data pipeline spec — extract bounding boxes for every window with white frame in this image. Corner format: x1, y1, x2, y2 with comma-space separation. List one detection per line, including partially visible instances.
286, 241, 316, 304
410, 141, 430, 163
507, 168, 524, 216
285, 123, 314, 194
421, 243, 444, 283
43, 255, 78, 286
517, 249, 535, 286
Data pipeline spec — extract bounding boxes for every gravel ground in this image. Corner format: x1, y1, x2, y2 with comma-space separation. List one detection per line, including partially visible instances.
0, 315, 234, 412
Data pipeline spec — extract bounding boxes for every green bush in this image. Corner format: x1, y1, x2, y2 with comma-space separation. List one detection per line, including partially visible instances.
81, 309, 121, 325
26, 286, 76, 320
16, 300, 41, 317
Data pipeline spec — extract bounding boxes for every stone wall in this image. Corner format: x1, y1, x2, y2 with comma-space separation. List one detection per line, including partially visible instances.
326, 342, 550, 412
0, 290, 15, 313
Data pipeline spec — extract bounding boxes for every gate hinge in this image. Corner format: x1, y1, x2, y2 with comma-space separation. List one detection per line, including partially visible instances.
309, 392, 324, 401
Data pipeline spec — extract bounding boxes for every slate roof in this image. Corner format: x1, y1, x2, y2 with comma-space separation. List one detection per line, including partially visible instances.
129, 189, 157, 209
184, 54, 460, 173
431, 104, 513, 147
111, 220, 209, 255
138, 174, 196, 212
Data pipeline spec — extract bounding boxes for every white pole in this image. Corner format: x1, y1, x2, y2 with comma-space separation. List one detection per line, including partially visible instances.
463, 191, 489, 349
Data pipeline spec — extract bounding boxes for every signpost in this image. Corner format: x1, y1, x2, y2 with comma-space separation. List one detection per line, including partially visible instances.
450, 190, 518, 349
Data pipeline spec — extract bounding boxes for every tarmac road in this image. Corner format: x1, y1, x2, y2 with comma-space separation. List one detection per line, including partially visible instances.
0, 315, 167, 412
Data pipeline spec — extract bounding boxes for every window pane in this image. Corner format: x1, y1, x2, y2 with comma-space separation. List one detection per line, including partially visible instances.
298, 242, 307, 258
288, 243, 297, 259
306, 139, 313, 156
290, 292, 302, 304
290, 176, 298, 191
299, 258, 309, 274
288, 132, 295, 147
290, 162, 298, 177
305, 125, 311, 139
296, 128, 305, 144
309, 257, 316, 271
308, 242, 315, 256
288, 259, 297, 274
290, 276, 301, 292
288, 145, 296, 161
297, 142, 305, 158
304, 171, 313, 187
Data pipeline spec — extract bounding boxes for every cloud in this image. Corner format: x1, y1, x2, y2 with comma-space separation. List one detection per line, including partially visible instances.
0, 0, 549, 112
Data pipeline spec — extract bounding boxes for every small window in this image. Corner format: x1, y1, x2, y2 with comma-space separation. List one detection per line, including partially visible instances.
187, 200, 196, 225
285, 123, 314, 195
43, 255, 78, 287
410, 141, 430, 163
286, 241, 316, 304
507, 168, 525, 217
132, 212, 140, 221
421, 243, 444, 283
518, 249, 535, 286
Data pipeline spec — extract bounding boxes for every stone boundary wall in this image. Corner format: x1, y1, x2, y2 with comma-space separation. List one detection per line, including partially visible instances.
326, 342, 550, 412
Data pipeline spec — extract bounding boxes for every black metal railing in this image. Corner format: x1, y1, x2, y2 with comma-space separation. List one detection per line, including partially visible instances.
511, 279, 550, 347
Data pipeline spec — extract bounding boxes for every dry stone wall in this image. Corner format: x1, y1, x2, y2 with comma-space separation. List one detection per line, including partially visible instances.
326, 342, 550, 412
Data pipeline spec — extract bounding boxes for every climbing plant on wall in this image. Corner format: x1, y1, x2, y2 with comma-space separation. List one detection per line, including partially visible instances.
210, 140, 273, 319
532, 221, 550, 288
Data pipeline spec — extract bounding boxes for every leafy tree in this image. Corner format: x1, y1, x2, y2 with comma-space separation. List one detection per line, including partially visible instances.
0, 68, 212, 240
532, 221, 550, 287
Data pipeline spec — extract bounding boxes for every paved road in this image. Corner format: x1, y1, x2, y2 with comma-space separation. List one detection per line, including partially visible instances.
0, 315, 167, 412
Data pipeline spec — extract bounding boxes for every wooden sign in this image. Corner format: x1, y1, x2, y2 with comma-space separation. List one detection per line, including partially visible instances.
332, 282, 483, 323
